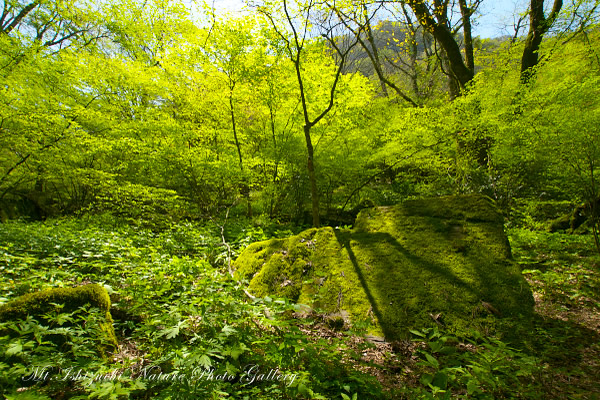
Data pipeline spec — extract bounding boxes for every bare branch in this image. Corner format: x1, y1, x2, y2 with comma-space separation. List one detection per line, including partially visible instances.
311, 32, 360, 127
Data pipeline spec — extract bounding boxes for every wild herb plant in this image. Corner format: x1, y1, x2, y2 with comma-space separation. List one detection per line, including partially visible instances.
409, 327, 542, 399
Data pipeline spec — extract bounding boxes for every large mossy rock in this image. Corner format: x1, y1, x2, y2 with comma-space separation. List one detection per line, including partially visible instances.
0, 284, 118, 352
235, 194, 534, 340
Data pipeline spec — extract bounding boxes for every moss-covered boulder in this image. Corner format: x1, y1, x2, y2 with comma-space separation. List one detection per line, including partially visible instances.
0, 284, 118, 353
235, 194, 534, 340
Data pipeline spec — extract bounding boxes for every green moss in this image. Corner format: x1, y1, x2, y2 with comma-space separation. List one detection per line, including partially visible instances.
548, 213, 572, 232
529, 200, 574, 221
0, 284, 118, 353
235, 195, 534, 340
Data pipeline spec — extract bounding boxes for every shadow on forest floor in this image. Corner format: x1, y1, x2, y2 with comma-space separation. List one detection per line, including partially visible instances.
522, 299, 600, 398
506, 229, 600, 398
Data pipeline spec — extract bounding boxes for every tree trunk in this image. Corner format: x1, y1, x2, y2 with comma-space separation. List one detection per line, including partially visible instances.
261, 0, 358, 227
458, 0, 474, 72
521, 0, 563, 83
229, 86, 243, 170
304, 125, 320, 227
362, 6, 389, 97
333, 3, 417, 106
293, 55, 321, 227
407, 0, 474, 90
229, 83, 252, 217
1, 1, 39, 35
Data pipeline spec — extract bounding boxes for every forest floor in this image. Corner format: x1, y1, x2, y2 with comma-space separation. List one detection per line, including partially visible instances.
511, 228, 600, 399
1, 219, 599, 399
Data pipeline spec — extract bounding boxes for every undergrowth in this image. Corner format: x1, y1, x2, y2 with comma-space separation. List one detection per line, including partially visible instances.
1, 217, 599, 399
0, 217, 379, 399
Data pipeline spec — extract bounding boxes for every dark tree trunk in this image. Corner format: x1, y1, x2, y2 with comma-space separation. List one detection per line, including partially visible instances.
521, 0, 563, 83
334, 4, 417, 106
1, 1, 39, 34
363, 12, 389, 98
407, 0, 474, 91
458, 0, 474, 72
229, 87, 243, 170
261, 0, 359, 227
304, 125, 320, 227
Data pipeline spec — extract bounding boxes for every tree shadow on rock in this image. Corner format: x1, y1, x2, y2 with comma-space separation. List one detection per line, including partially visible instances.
332, 227, 526, 341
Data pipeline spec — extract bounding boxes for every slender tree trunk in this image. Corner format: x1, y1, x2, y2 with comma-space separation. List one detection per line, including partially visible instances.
334, 4, 417, 106
408, 28, 420, 99
269, 105, 279, 217
363, 5, 389, 97
229, 86, 243, 170
228, 82, 252, 217
295, 58, 320, 227
1, 1, 39, 35
303, 124, 320, 227
261, 0, 358, 227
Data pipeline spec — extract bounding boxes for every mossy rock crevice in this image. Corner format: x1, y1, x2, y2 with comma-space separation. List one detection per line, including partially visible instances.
235, 194, 534, 340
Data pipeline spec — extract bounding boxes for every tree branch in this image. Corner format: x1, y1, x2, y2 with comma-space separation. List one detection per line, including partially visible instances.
2, 1, 39, 34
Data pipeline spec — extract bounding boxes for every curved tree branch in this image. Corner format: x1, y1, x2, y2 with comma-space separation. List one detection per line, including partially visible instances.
1, 1, 39, 35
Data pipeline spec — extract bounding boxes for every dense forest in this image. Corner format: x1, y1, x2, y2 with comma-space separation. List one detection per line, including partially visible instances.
1, 0, 600, 398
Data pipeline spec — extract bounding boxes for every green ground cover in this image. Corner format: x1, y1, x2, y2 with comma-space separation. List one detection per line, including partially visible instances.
0, 215, 598, 399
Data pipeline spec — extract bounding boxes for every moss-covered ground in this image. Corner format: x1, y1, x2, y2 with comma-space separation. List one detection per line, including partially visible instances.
235, 194, 534, 340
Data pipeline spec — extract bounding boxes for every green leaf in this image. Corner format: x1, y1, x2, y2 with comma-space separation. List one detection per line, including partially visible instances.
409, 329, 426, 338
420, 373, 433, 386
297, 383, 311, 397
198, 354, 212, 368
225, 362, 239, 375
161, 320, 188, 339
467, 379, 481, 395
432, 371, 448, 389
221, 325, 237, 336
424, 352, 440, 369
163, 325, 180, 339
430, 341, 443, 353
5, 341, 23, 356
